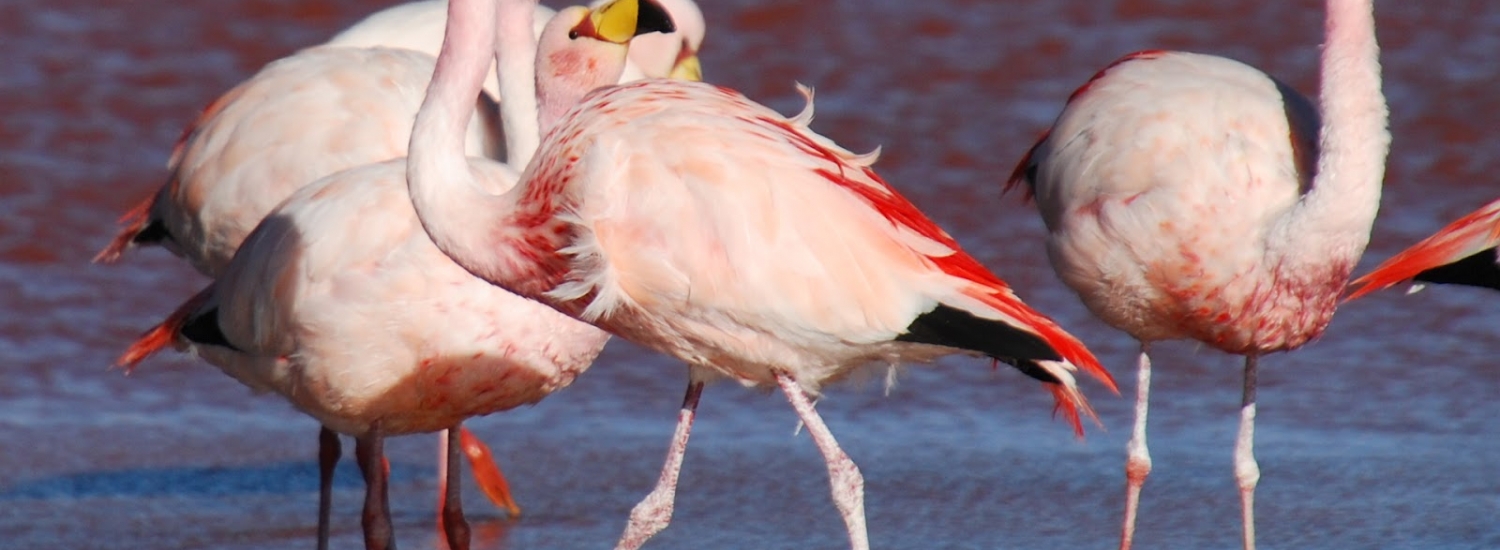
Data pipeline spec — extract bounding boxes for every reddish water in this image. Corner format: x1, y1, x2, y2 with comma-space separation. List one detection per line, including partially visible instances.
3, 0, 1498, 548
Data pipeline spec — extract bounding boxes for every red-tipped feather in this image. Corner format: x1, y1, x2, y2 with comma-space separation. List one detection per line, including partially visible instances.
761, 114, 1117, 435
1347, 198, 1500, 301
97, 90, 239, 265
93, 193, 157, 264
116, 286, 214, 372
1004, 130, 1048, 202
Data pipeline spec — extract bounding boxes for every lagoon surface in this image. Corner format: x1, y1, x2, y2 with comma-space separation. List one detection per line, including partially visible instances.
2, 0, 1498, 548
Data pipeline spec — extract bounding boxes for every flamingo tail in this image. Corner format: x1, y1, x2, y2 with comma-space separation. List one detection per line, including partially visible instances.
116, 286, 215, 372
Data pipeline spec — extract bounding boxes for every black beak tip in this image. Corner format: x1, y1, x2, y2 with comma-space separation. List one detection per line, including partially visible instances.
635, 0, 677, 37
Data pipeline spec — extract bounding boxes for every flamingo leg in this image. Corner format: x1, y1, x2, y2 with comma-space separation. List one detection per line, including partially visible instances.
1120, 343, 1153, 550
441, 426, 472, 550
317, 427, 341, 550
1235, 355, 1261, 550
356, 424, 396, 550
459, 427, 522, 517
615, 380, 705, 550
775, 371, 868, 550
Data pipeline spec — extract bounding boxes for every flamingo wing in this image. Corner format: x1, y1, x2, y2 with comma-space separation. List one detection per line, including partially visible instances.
541, 82, 1112, 422
1347, 197, 1500, 299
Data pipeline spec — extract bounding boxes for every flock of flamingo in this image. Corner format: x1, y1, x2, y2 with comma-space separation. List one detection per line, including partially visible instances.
91, 0, 1499, 548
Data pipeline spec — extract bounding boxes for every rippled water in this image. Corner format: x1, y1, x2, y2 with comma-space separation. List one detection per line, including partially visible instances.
3, 0, 1498, 548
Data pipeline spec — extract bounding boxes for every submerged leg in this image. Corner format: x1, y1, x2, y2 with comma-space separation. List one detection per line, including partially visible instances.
459, 427, 521, 517
614, 380, 705, 550
1235, 355, 1261, 550
775, 371, 868, 550
356, 424, 396, 550
442, 426, 472, 550
318, 427, 342, 550
1120, 343, 1153, 550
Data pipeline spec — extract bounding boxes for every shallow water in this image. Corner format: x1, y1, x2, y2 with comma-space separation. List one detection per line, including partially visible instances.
3, 0, 1498, 549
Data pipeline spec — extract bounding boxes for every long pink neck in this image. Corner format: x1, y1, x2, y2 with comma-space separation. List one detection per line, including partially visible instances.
408, 0, 524, 287
1270, 0, 1388, 265
496, 0, 540, 168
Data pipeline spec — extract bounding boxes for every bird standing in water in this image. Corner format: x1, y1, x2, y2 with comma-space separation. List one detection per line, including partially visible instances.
1007, 0, 1388, 548
112, 0, 680, 548
404, 1, 1117, 549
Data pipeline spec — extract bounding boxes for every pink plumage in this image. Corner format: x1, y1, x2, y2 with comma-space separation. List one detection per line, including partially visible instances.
1007, 1, 1388, 549
405, 5, 1117, 548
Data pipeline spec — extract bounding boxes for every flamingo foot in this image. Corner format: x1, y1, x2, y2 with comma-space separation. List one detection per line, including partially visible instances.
776, 371, 868, 550
459, 427, 522, 517
615, 381, 704, 550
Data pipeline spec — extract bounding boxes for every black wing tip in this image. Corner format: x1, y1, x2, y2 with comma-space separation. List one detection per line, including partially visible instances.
1413, 248, 1500, 291
132, 220, 170, 246
179, 307, 240, 351
896, 304, 1062, 383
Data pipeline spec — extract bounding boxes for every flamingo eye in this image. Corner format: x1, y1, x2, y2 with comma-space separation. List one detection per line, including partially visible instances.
568, 30, 579, 40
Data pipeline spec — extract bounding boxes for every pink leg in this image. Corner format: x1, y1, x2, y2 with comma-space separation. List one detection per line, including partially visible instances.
775, 371, 868, 550
1235, 355, 1261, 550
436, 429, 449, 522
615, 381, 704, 550
441, 425, 471, 550
1120, 344, 1153, 550
355, 424, 395, 550
317, 427, 341, 550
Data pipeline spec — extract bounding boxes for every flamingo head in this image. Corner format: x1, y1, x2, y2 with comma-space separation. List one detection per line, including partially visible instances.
535, 0, 677, 131
569, 0, 676, 45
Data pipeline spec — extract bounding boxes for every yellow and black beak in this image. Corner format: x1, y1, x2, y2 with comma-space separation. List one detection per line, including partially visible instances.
572, 0, 677, 45
669, 39, 703, 81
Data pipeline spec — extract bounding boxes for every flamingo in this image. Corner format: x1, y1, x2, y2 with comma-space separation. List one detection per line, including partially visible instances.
1347, 197, 1500, 298
1005, 0, 1388, 548
109, 0, 674, 547
404, 0, 1117, 548
94, 0, 705, 535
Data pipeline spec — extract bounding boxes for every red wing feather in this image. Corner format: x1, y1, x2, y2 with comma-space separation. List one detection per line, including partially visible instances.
1347, 198, 1500, 300
93, 192, 157, 263
759, 116, 1118, 428
117, 286, 214, 372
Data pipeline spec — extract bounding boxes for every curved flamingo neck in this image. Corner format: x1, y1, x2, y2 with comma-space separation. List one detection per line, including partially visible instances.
496, 0, 540, 168
1274, 0, 1387, 263
409, 0, 518, 284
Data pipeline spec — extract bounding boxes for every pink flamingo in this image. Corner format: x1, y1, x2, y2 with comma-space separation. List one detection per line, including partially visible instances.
1347, 197, 1500, 298
1006, 0, 1388, 548
403, 0, 1118, 548
95, 0, 704, 537
110, 1, 674, 548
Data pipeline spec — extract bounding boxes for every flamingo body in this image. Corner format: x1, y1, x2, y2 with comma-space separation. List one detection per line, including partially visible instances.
1014, 50, 1332, 354
1348, 197, 1500, 297
125, 159, 609, 435
96, 46, 500, 275
1008, 1, 1388, 548
521, 80, 1108, 397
